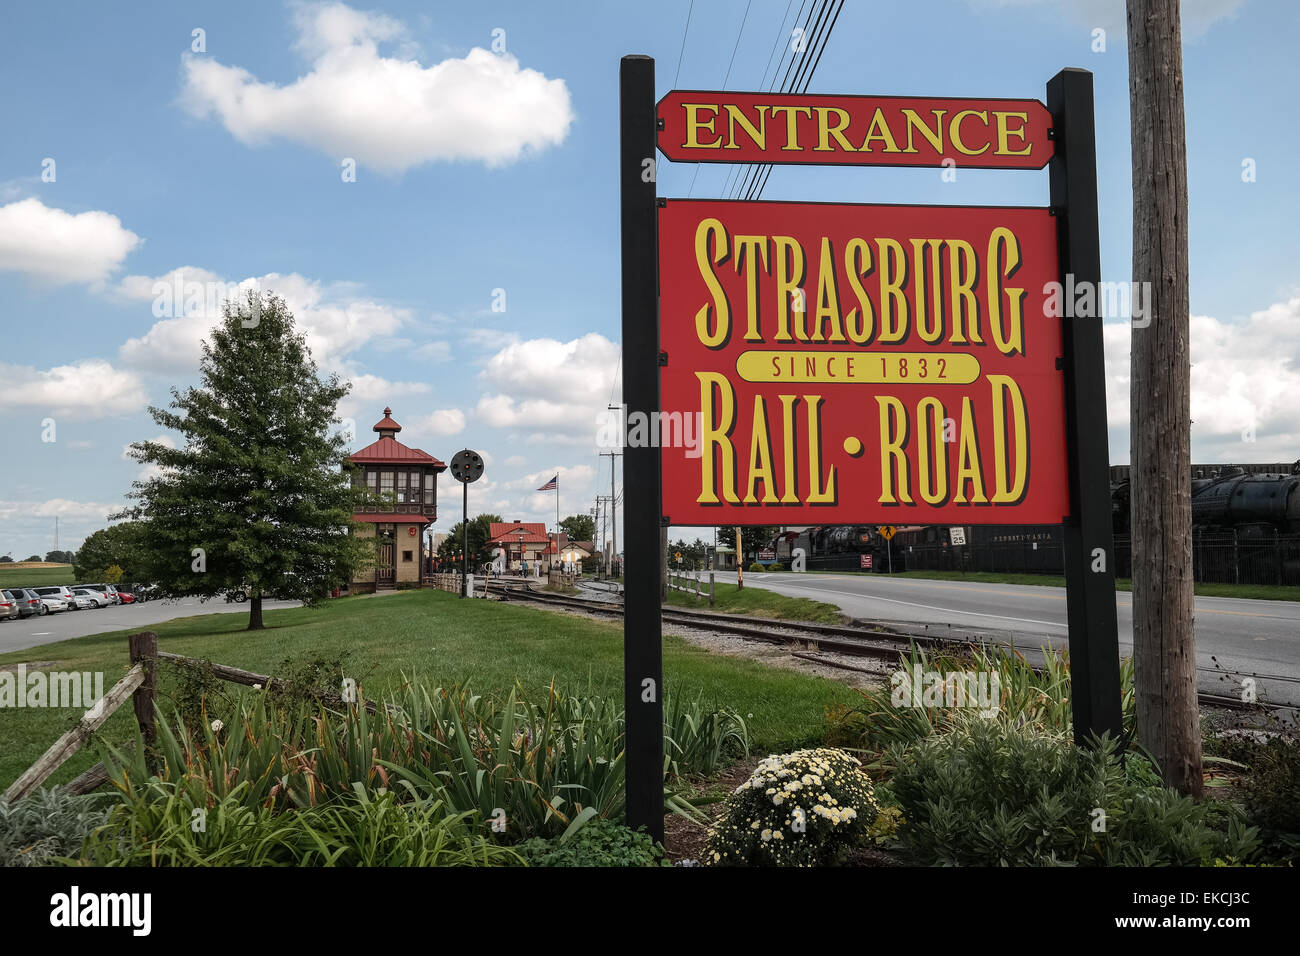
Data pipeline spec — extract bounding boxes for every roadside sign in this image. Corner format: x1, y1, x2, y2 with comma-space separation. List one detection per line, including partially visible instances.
657, 199, 1068, 526
757, 548, 777, 563
656, 91, 1054, 170
860, 554, 872, 570
949, 526, 968, 546
620, 56, 1122, 842
878, 525, 897, 540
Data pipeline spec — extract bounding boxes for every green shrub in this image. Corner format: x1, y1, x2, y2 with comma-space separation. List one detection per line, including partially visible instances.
748, 563, 764, 572
826, 642, 1136, 757
76, 782, 519, 867
1209, 732, 1300, 862
516, 819, 668, 867
0, 789, 113, 867
704, 748, 880, 866
889, 720, 1260, 866
101, 680, 745, 842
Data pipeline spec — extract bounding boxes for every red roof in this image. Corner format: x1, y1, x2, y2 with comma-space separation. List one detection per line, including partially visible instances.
348, 436, 446, 467
488, 521, 549, 544
353, 513, 432, 525
373, 407, 402, 433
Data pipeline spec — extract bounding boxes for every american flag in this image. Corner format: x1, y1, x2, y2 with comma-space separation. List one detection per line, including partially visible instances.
537, 474, 558, 491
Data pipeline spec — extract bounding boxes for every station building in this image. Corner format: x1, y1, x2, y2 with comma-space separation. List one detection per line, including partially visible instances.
488, 521, 550, 573
345, 408, 446, 591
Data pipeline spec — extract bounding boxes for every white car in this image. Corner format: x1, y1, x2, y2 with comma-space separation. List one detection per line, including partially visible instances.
32, 591, 68, 613
34, 586, 79, 610
71, 587, 111, 608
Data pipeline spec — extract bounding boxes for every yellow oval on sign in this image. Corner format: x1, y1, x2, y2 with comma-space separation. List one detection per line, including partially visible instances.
735, 350, 981, 385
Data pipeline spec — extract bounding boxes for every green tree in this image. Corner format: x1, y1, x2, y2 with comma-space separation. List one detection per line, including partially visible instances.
668, 538, 710, 571
438, 514, 503, 569
716, 526, 782, 562
24, 555, 41, 563
45, 550, 75, 564
559, 514, 595, 543
117, 291, 372, 630
74, 524, 146, 581
0, 555, 12, 563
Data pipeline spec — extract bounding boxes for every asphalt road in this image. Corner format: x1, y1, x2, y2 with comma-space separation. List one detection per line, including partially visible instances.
721, 571, 1300, 709
0, 598, 301, 655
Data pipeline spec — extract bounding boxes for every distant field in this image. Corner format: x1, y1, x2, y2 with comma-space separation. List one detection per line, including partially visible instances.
0, 565, 77, 589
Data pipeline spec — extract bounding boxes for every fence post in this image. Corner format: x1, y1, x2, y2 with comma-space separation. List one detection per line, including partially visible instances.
128, 632, 158, 766
709, 570, 715, 607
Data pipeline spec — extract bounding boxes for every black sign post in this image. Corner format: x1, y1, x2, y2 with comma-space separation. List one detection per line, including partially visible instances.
620, 54, 666, 842
1047, 68, 1124, 744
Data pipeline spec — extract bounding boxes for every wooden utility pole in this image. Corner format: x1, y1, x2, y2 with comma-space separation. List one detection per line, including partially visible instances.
735, 526, 743, 590
1127, 0, 1202, 795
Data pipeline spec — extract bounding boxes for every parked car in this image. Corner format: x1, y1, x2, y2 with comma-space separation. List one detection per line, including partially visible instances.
82, 583, 123, 605
0, 590, 20, 621
34, 590, 68, 613
68, 588, 101, 610
72, 587, 111, 608
33, 586, 78, 610
116, 588, 136, 605
8, 588, 47, 617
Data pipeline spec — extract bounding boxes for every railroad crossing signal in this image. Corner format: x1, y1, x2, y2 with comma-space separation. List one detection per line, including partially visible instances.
878, 525, 897, 540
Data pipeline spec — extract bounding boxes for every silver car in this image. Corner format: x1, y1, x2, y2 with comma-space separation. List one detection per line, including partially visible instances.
71, 587, 111, 608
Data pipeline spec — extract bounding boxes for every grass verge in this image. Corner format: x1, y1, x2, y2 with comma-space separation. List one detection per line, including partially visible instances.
0, 589, 851, 791
665, 580, 846, 623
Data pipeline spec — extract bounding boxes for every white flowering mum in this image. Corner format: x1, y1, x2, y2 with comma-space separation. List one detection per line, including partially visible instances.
706, 748, 881, 867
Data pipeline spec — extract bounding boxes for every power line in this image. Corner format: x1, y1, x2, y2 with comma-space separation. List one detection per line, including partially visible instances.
722, 0, 797, 200
692, 0, 754, 199
673, 0, 695, 88
733, 0, 818, 200
748, 0, 844, 202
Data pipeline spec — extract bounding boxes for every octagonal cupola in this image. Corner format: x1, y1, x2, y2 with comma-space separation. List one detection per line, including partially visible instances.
373, 407, 402, 439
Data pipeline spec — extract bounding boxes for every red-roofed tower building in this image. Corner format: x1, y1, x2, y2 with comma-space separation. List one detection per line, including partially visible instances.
345, 408, 446, 590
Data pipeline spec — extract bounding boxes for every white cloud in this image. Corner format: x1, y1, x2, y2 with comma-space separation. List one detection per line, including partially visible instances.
0, 198, 141, 284
0, 359, 148, 418
179, 1, 575, 173
413, 408, 467, 437
504, 455, 526, 467
1104, 295, 1300, 463
475, 333, 620, 439
117, 268, 411, 377
123, 434, 177, 484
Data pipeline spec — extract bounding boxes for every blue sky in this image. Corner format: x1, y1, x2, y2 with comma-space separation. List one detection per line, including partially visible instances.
0, 0, 1295, 559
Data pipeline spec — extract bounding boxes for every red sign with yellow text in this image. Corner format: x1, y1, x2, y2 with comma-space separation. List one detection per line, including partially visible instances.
658, 199, 1069, 526
657, 91, 1054, 169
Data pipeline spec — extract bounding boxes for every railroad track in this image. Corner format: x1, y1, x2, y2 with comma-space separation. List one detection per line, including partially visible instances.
496, 584, 1299, 714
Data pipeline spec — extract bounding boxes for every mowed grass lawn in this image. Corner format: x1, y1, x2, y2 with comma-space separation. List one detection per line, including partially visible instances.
0, 590, 853, 791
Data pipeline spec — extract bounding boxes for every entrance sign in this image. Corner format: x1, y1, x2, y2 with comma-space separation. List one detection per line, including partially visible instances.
657, 91, 1054, 170
658, 200, 1067, 526
621, 56, 1121, 844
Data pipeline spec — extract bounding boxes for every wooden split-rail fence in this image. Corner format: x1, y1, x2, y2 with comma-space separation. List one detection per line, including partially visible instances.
2, 632, 374, 805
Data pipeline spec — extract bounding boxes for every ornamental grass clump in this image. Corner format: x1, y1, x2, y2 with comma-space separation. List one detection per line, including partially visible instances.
704, 748, 880, 866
